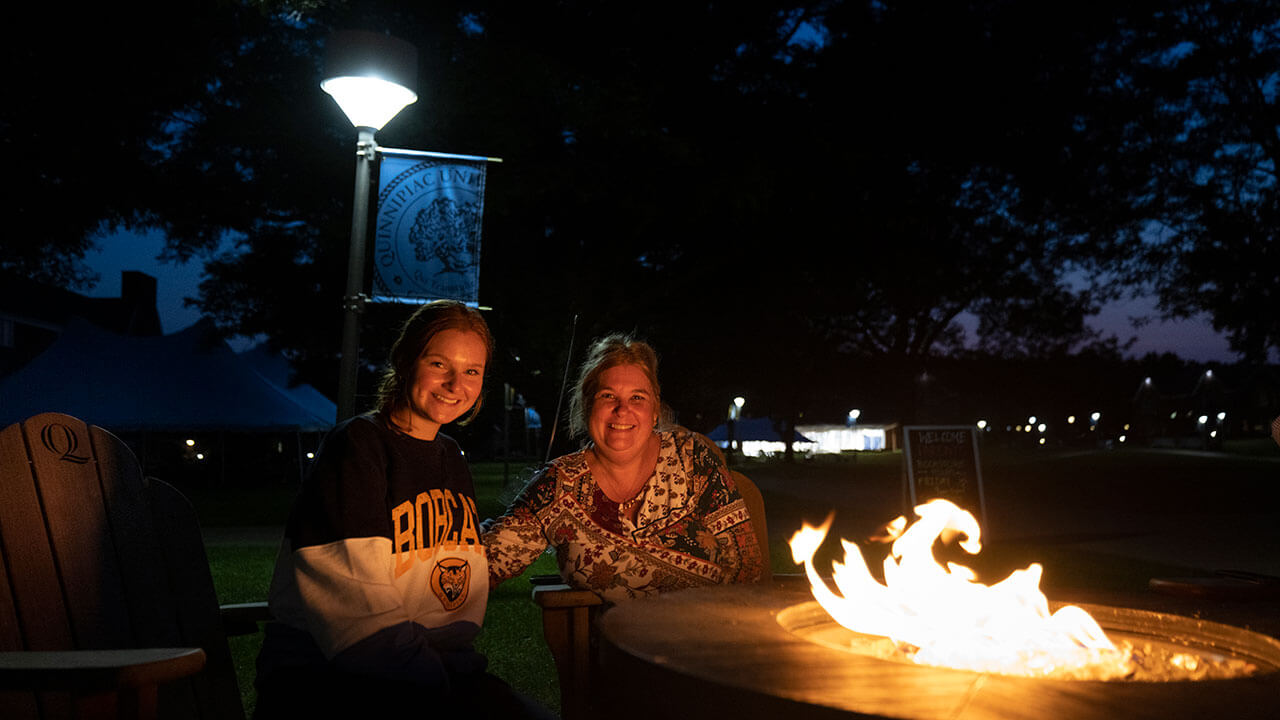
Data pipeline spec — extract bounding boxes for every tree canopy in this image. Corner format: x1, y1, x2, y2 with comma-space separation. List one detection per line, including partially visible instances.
6, 0, 1277, 439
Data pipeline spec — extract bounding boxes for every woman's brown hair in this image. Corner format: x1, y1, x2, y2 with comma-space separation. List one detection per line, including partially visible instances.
375, 300, 494, 429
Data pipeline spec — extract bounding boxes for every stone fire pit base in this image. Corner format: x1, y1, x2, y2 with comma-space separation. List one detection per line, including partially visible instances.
596, 580, 1280, 720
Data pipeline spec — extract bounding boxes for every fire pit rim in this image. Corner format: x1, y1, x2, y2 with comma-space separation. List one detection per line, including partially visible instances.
597, 581, 1280, 720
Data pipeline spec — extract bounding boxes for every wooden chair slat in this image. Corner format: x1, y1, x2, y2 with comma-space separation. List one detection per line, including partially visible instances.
0, 419, 73, 652
91, 425, 181, 649
149, 478, 244, 720
22, 415, 134, 650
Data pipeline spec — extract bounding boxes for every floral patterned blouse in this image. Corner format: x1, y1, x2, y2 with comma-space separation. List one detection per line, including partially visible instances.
482, 429, 765, 602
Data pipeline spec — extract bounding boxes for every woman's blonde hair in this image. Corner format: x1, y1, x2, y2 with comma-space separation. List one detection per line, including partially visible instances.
568, 333, 672, 441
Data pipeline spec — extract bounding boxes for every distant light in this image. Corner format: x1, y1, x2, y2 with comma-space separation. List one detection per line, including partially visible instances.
306, 452, 315, 460
1197, 415, 1208, 425
848, 408, 862, 422
1143, 377, 1152, 385
185, 438, 196, 447
1209, 430, 1218, 438
1024, 425, 1033, 433
1015, 424, 1023, 432
1205, 369, 1214, 379
1067, 415, 1076, 424
1090, 412, 1101, 422
734, 396, 746, 409
1169, 412, 1178, 420
1037, 423, 1046, 433
976, 420, 988, 430
1038, 437, 1046, 446
1119, 435, 1127, 443
1123, 423, 1130, 431
1216, 411, 1226, 421
1028, 415, 1037, 425
195, 453, 205, 461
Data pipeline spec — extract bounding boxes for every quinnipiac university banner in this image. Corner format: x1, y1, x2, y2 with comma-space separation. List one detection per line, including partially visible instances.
372, 149, 488, 305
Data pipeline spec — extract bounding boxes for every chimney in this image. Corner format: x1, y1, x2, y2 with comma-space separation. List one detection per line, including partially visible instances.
121, 271, 163, 336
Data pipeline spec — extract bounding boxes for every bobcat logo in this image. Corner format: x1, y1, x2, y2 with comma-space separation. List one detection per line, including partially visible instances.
430, 557, 471, 611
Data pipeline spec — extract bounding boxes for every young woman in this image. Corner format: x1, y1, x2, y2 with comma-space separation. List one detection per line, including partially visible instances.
254, 300, 543, 718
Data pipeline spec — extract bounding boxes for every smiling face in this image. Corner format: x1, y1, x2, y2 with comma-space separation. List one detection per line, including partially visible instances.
588, 363, 659, 463
393, 328, 487, 440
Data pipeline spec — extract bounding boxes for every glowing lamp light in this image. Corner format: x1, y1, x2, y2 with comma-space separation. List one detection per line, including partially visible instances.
306, 452, 316, 460
321, 76, 418, 130
321, 30, 418, 131
1217, 412, 1227, 421
185, 439, 196, 447
734, 396, 746, 410
976, 420, 987, 430
1067, 415, 1076, 424
1197, 415, 1209, 425
1090, 412, 1101, 422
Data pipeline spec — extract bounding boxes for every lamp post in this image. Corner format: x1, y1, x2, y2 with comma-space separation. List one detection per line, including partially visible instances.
726, 396, 745, 463
322, 30, 418, 420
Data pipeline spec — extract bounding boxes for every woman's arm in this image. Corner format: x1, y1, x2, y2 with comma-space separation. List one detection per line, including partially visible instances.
481, 467, 558, 589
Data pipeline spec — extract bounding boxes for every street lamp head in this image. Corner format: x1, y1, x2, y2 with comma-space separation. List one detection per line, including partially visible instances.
322, 29, 418, 131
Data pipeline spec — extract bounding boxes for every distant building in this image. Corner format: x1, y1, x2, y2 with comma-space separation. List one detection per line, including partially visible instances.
794, 423, 889, 453
1, 270, 162, 377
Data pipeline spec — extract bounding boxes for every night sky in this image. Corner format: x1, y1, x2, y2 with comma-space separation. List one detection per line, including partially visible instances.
85, 230, 1239, 364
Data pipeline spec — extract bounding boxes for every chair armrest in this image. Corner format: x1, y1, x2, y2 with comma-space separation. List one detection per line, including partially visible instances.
220, 601, 271, 636
532, 584, 603, 720
532, 584, 604, 609
0, 648, 206, 693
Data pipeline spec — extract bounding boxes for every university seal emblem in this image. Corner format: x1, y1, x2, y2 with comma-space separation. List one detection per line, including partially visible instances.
374, 155, 486, 303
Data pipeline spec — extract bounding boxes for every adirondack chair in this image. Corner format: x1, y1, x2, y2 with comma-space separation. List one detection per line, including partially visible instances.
531, 437, 771, 720
0, 412, 263, 720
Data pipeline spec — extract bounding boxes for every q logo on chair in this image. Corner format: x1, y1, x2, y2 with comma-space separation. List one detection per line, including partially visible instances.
40, 422, 90, 464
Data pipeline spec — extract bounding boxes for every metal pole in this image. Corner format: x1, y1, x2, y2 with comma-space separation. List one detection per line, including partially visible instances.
337, 127, 377, 421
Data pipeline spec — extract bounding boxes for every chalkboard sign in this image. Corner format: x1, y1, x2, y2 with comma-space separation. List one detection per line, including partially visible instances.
902, 425, 987, 529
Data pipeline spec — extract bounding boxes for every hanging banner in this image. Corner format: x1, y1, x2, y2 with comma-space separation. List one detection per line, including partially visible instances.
372, 149, 489, 305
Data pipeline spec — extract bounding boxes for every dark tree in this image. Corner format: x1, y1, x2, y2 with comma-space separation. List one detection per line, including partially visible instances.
10, 0, 1273, 441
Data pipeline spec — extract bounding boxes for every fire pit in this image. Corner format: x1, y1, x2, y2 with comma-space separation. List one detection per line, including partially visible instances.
596, 581, 1280, 719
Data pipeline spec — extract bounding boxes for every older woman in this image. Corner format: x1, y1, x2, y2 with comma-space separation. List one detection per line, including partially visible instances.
482, 333, 765, 602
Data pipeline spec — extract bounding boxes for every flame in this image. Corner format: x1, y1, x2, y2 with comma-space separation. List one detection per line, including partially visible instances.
789, 499, 1132, 679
